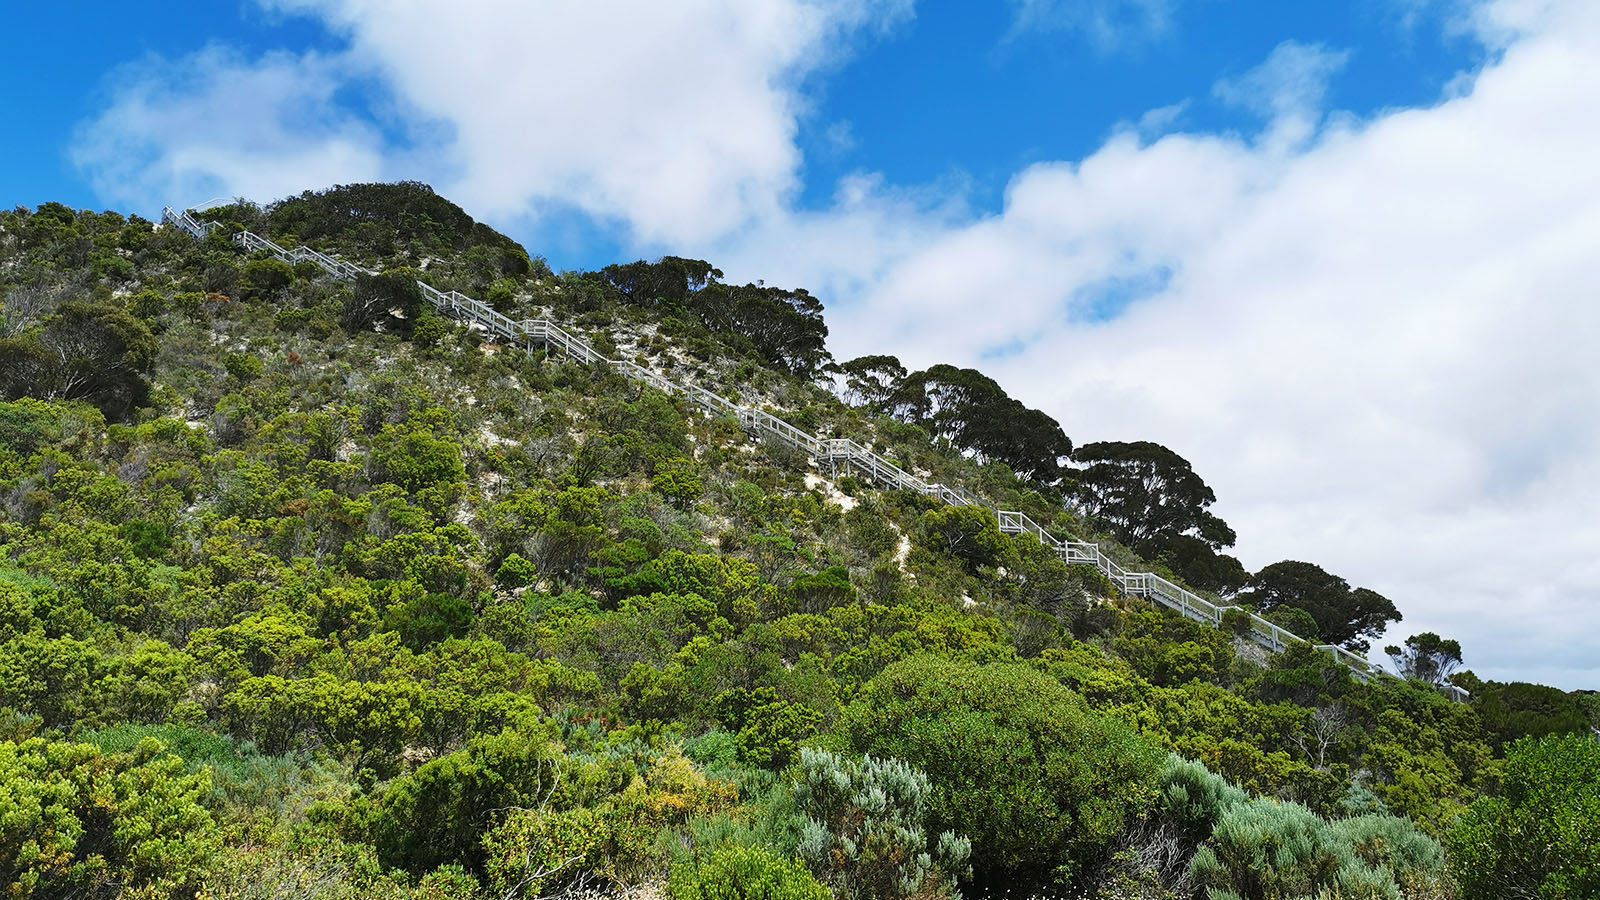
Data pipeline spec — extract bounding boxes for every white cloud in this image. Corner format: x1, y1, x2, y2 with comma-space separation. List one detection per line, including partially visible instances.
1005, 0, 1178, 51
711, 0, 1600, 686
74, 0, 910, 244
1214, 40, 1351, 135
72, 45, 387, 212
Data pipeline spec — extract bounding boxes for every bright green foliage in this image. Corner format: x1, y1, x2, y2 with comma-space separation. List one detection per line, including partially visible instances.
370, 414, 466, 495
496, 552, 540, 588
374, 724, 560, 874
921, 504, 1009, 573
839, 655, 1162, 890
0, 737, 218, 899
0, 400, 62, 453
670, 845, 831, 900
794, 747, 970, 900
652, 456, 704, 510
715, 687, 821, 770
1448, 733, 1600, 899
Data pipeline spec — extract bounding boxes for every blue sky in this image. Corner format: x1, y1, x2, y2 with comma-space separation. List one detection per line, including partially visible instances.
6, 0, 1600, 688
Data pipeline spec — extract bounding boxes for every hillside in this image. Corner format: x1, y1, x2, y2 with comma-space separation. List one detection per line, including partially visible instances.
1, 184, 1596, 900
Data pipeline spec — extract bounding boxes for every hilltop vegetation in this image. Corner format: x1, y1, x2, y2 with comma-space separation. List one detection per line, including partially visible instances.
1, 184, 1596, 899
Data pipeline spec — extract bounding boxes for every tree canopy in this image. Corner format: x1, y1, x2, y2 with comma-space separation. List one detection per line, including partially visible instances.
1070, 441, 1245, 593
597, 257, 832, 377
1240, 560, 1401, 652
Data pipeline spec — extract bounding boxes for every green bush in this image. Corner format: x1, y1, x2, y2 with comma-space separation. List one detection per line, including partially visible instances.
0, 737, 219, 899
714, 687, 820, 771
0, 400, 61, 453
374, 724, 560, 875
496, 553, 539, 588
371, 417, 466, 495
670, 845, 830, 900
222, 352, 264, 381
839, 655, 1162, 890
1448, 733, 1600, 899
240, 257, 294, 300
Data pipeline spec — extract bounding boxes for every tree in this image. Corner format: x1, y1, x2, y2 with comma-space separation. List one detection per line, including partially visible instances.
890, 364, 1072, 485
692, 282, 832, 377
1449, 734, 1600, 900
600, 256, 720, 310
837, 355, 906, 409
839, 656, 1162, 891
1070, 441, 1239, 590
921, 505, 1009, 573
342, 269, 424, 336
0, 301, 157, 418
1385, 632, 1463, 686
1141, 532, 1249, 596
1240, 561, 1400, 653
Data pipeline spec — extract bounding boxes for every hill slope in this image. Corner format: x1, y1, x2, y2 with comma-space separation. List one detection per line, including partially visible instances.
1, 185, 1595, 900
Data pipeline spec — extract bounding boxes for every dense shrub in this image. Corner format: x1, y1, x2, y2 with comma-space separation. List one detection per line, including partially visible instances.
1448, 733, 1600, 899
0, 737, 218, 899
839, 655, 1162, 890
669, 845, 830, 900
240, 257, 294, 300
374, 725, 560, 874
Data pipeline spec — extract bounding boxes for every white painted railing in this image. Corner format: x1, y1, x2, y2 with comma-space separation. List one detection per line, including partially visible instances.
162, 205, 1466, 699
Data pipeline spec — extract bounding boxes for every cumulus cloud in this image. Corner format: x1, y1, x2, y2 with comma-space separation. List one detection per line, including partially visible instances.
73, 0, 910, 244
711, 0, 1600, 686
72, 45, 387, 212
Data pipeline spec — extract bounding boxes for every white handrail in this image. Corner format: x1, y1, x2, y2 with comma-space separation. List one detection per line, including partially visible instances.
164, 206, 1463, 699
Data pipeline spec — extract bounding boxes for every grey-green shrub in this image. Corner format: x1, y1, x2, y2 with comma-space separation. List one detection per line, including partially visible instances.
1188, 797, 1444, 900
1157, 753, 1248, 844
794, 747, 970, 899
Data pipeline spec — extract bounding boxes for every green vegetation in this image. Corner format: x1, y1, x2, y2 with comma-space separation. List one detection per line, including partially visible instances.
0, 186, 1592, 899
1447, 734, 1600, 899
